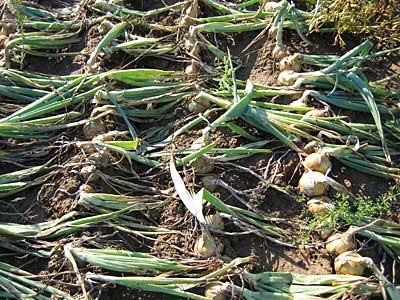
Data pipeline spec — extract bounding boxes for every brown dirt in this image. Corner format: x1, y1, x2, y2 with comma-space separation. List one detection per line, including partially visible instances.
1, 0, 399, 299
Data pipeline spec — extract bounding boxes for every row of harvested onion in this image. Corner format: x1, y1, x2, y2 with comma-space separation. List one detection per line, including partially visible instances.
299, 152, 372, 276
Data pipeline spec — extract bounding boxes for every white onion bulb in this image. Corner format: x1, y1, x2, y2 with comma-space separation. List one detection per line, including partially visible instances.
326, 231, 356, 255
204, 282, 227, 300
334, 251, 368, 276
298, 171, 328, 196
194, 234, 223, 257
279, 54, 301, 72
307, 196, 333, 216
303, 152, 332, 175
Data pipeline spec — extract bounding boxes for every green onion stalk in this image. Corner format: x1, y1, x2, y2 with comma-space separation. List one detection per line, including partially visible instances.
67, 246, 195, 275
85, 256, 251, 300
240, 271, 388, 299
277, 40, 395, 161
0, 261, 73, 300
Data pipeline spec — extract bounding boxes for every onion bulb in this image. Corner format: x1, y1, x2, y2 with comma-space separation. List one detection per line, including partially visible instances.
83, 120, 106, 139
325, 231, 356, 255
288, 98, 307, 108
190, 156, 214, 173
315, 221, 334, 240
194, 234, 223, 257
303, 152, 332, 174
185, 61, 200, 75
279, 54, 301, 72
204, 282, 227, 300
263, 2, 281, 11
298, 171, 328, 196
272, 45, 290, 60
201, 175, 218, 191
334, 251, 367, 276
277, 70, 296, 86
79, 184, 95, 193
268, 26, 278, 38
205, 213, 224, 230
187, 96, 210, 113
191, 137, 207, 150
307, 196, 333, 216
304, 108, 329, 118
179, 0, 198, 27
88, 152, 110, 168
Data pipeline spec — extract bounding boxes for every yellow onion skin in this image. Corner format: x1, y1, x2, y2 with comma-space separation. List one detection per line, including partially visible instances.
83, 120, 106, 140
298, 171, 328, 197
263, 2, 281, 11
304, 153, 332, 175
315, 221, 334, 240
204, 282, 227, 300
272, 45, 290, 59
307, 196, 332, 216
304, 108, 329, 118
334, 251, 365, 276
185, 62, 200, 75
277, 70, 296, 86
288, 98, 307, 108
325, 232, 356, 255
279, 55, 301, 72
194, 235, 223, 257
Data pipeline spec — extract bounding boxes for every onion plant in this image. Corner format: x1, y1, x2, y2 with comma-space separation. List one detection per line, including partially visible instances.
0, 261, 73, 300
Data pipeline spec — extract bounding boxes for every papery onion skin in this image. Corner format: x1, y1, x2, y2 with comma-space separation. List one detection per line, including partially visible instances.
307, 196, 333, 216
194, 235, 223, 257
334, 251, 365, 276
204, 282, 227, 300
298, 171, 328, 196
326, 232, 356, 255
304, 153, 332, 174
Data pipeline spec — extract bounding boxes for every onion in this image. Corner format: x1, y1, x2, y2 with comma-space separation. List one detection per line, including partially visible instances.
204, 282, 227, 300
288, 98, 307, 108
191, 137, 207, 150
205, 213, 224, 230
277, 70, 296, 86
303, 141, 318, 154
93, 0, 112, 10
325, 231, 356, 255
272, 45, 290, 59
83, 120, 106, 139
179, 0, 198, 27
79, 184, 95, 193
263, 2, 281, 11
279, 54, 301, 72
190, 156, 214, 173
98, 20, 114, 34
334, 251, 367, 276
268, 26, 278, 38
303, 152, 332, 174
304, 108, 329, 118
315, 221, 334, 240
201, 175, 218, 191
194, 234, 223, 257
185, 60, 200, 75
187, 96, 210, 113
307, 196, 333, 216
88, 152, 110, 168
298, 171, 328, 196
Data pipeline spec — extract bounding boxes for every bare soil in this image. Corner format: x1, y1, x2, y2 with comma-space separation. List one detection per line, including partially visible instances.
1, 0, 399, 299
